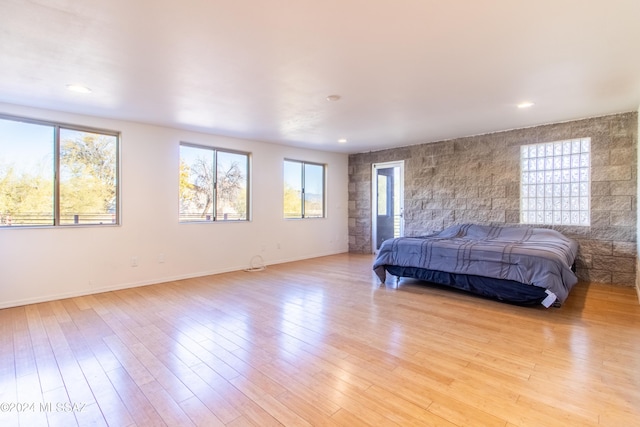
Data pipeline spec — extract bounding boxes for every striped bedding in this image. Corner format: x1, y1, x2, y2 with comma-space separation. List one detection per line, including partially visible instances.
373, 224, 579, 305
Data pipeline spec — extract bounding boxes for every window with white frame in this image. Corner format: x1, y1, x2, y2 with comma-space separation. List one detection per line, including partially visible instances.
283, 159, 325, 219
179, 143, 250, 222
520, 138, 590, 226
0, 115, 119, 227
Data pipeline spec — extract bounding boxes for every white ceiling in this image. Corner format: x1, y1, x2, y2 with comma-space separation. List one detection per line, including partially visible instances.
1, 0, 639, 154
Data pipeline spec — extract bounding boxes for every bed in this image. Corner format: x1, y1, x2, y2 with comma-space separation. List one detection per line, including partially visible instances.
373, 224, 579, 307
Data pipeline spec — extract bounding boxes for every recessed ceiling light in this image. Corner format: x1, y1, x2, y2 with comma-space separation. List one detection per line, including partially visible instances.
517, 102, 534, 109
338, 138, 347, 144
326, 94, 341, 102
66, 84, 92, 94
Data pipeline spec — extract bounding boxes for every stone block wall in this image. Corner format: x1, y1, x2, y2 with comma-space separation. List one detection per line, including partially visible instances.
349, 112, 638, 286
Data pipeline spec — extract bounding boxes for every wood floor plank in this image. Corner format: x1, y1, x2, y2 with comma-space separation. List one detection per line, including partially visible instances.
138, 380, 195, 426
124, 336, 196, 404
75, 356, 135, 427
189, 361, 275, 424
102, 335, 155, 387
259, 360, 343, 417
104, 367, 166, 426
159, 352, 242, 424
363, 385, 457, 427
178, 395, 225, 427
329, 407, 373, 426
273, 390, 343, 427
47, 300, 73, 324
0, 308, 18, 419
41, 386, 80, 427
0, 254, 639, 426
15, 373, 47, 427
229, 375, 312, 427
30, 306, 75, 394
40, 316, 106, 426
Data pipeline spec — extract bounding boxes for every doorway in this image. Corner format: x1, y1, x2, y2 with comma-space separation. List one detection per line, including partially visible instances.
372, 161, 404, 252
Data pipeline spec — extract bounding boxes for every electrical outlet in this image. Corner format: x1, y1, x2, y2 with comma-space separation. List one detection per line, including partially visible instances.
131, 257, 138, 267
158, 253, 165, 263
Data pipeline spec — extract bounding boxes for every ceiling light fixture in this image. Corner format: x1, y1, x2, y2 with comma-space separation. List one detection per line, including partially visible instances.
66, 84, 92, 94
338, 138, 347, 144
517, 101, 534, 109
326, 94, 341, 102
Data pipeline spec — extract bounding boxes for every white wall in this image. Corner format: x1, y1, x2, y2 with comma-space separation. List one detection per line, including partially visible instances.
0, 103, 349, 308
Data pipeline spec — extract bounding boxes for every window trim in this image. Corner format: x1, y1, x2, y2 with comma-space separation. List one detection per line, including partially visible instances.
179, 142, 251, 223
0, 113, 121, 228
283, 158, 326, 219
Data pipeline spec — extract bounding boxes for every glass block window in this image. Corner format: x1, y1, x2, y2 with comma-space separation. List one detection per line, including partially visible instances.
520, 138, 590, 226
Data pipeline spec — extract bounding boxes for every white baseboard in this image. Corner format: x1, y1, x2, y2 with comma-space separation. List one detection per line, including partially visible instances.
0, 250, 348, 310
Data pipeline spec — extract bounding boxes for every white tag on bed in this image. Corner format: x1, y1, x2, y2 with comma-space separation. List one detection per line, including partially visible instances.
541, 290, 557, 308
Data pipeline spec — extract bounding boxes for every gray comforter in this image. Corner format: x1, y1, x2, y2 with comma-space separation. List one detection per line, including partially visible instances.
373, 224, 579, 304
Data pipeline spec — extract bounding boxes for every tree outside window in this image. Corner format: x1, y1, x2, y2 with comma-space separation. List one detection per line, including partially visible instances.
179, 143, 249, 222
0, 116, 119, 227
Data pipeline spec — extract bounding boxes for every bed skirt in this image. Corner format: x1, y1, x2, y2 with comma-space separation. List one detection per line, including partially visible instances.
384, 266, 551, 306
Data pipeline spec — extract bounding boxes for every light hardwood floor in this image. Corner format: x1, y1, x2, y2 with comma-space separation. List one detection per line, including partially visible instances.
1, 253, 639, 426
